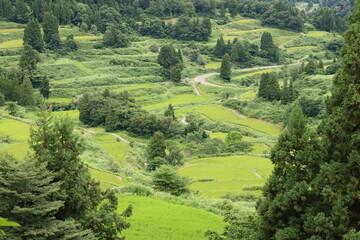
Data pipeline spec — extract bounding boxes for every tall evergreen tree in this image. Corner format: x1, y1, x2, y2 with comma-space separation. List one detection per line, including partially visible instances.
164, 104, 176, 120
79, 93, 91, 125
11, 0, 30, 23
39, 76, 51, 99
212, 36, 226, 58
18, 75, 35, 107
0, 154, 96, 239
43, 12, 61, 49
307, 2, 360, 237
29, 112, 131, 238
260, 32, 279, 62
220, 53, 231, 81
19, 44, 37, 77
157, 44, 179, 69
23, 18, 44, 52
147, 131, 166, 159
258, 72, 281, 101
258, 105, 324, 239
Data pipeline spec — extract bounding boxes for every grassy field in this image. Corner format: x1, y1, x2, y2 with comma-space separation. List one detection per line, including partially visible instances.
118, 196, 224, 240
92, 133, 128, 166
143, 94, 213, 110
89, 168, 125, 189
0, 118, 31, 159
196, 105, 281, 135
180, 155, 272, 198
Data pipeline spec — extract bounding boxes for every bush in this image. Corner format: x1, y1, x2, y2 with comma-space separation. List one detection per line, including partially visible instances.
117, 184, 154, 196
149, 44, 159, 53
0, 93, 5, 106
152, 165, 190, 196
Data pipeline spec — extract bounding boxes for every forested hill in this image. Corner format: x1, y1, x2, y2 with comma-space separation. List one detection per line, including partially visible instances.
0, 0, 353, 33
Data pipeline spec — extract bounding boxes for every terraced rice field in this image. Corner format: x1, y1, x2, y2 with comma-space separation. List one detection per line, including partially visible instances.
118, 196, 224, 240
0, 118, 31, 159
179, 155, 272, 198
196, 105, 281, 135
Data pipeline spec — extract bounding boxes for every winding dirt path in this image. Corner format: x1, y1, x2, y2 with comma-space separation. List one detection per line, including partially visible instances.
85, 129, 129, 143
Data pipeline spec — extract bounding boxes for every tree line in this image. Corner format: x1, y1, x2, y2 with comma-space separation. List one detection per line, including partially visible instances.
207, 3, 360, 238
0, 112, 132, 239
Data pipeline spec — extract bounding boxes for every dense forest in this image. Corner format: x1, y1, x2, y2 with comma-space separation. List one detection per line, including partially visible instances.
0, 0, 359, 239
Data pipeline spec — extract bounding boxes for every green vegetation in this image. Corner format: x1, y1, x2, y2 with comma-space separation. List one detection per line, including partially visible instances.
0, 0, 356, 238
196, 105, 281, 135
118, 196, 224, 240
180, 155, 272, 198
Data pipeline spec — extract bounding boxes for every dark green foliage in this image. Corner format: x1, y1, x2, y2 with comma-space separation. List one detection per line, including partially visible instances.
212, 36, 227, 58
206, 209, 258, 240
312, 7, 347, 33
11, 0, 30, 23
29, 112, 131, 239
19, 45, 37, 76
147, 157, 167, 171
5, 102, 18, 116
225, 131, 252, 153
152, 165, 189, 196
236, 0, 304, 31
281, 79, 298, 104
0, 154, 95, 240
305, 60, 317, 75
169, 65, 182, 82
231, 41, 252, 66
79, 92, 182, 137
43, 12, 61, 50
63, 35, 79, 52
103, 26, 130, 48
258, 105, 324, 239
39, 76, 50, 99
220, 54, 231, 81
299, 96, 323, 117
260, 32, 279, 63
147, 131, 166, 160
170, 17, 212, 41
0, 93, 5, 106
18, 75, 35, 107
157, 45, 180, 69
311, 3, 360, 236
164, 104, 176, 120
23, 18, 44, 52
258, 72, 281, 101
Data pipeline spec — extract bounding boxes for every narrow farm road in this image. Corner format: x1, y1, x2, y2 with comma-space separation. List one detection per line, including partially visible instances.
85, 129, 130, 143
190, 58, 311, 92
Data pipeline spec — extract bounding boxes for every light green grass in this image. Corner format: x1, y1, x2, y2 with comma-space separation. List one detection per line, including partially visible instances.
112, 84, 157, 92
233, 69, 275, 80
205, 61, 221, 69
89, 168, 124, 189
307, 31, 329, 37
252, 143, 270, 155
286, 46, 317, 53
52, 110, 79, 120
180, 155, 272, 198
196, 105, 281, 135
143, 94, 213, 110
240, 92, 257, 99
117, 196, 224, 240
46, 97, 72, 103
93, 133, 127, 166
0, 39, 22, 49
0, 118, 31, 159
0, 28, 23, 33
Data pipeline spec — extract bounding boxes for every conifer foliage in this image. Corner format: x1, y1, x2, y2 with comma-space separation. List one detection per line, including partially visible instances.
23, 18, 44, 52
220, 53, 231, 81
29, 112, 131, 239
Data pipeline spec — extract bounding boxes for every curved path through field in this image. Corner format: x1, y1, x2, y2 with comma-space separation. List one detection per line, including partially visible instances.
190, 57, 311, 95
85, 129, 129, 143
